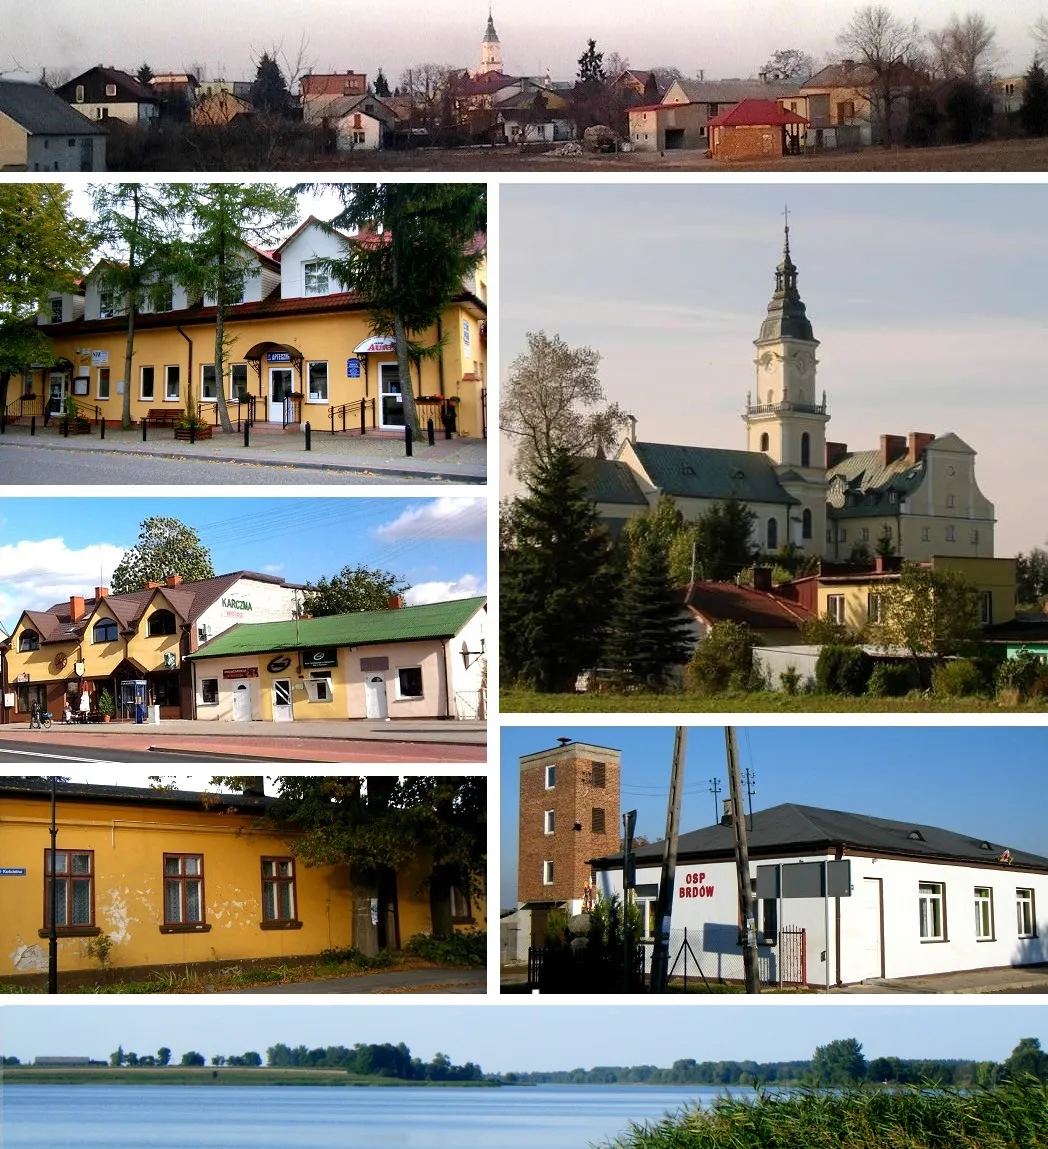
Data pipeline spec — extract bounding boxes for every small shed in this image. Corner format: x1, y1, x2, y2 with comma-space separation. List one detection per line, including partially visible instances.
708, 99, 808, 160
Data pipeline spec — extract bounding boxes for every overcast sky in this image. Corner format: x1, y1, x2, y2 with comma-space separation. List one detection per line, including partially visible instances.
2, 2, 1041, 87
501, 184, 1048, 557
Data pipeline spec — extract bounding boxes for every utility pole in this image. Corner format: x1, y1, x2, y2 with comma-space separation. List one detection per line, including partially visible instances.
649, 727, 687, 993
621, 809, 637, 993
725, 727, 760, 994
708, 777, 722, 825
48, 776, 58, 995
743, 767, 756, 831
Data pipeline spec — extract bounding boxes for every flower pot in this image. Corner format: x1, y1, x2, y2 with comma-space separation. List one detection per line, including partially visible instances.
103, 715, 111, 723
174, 425, 213, 440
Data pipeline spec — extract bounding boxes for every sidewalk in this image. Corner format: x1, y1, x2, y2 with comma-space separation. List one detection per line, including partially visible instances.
833, 963, 1048, 994
0, 422, 487, 482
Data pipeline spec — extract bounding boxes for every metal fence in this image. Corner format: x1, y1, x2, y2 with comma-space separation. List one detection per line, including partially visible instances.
652, 926, 807, 989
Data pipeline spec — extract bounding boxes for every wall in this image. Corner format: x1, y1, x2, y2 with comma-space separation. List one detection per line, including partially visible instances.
278, 224, 353, 299
714, 124, 782, 161
25, 133, 105, 173
335, 112, 383, 151
0, 112, 28, 168
448, 604, 487, 718
194, 577, 303, 644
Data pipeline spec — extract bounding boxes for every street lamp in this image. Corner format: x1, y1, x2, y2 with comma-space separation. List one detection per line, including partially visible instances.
48, 776, 58, 994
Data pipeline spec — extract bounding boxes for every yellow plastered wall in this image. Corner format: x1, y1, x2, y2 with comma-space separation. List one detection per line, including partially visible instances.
0, 114, 29, 169
817, 582, 887, 633
932, 556, 1016, 625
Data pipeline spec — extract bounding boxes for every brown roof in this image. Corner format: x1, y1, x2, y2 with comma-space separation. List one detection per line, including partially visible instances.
300, 73, 367, 98
681, 581, 814, 631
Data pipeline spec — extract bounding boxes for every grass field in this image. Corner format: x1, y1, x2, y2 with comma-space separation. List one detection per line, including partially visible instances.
0, 1067, 499, 1087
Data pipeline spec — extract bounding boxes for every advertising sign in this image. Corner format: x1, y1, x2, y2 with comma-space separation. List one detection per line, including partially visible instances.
267, 655, 292, 674
266, 351, 292, 363
223, 667, 259, 680
346, 358, 361, 378
354, 336, 396, 354
91, 350, 109, 366
302, 647, 338, 669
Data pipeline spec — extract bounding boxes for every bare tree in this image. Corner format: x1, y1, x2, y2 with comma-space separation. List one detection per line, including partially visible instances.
760, 48, 816, 80
604, 51, 631, 80
1033, 16, 1048, 64
928, 12, 998, 81
838, 4, 924, 146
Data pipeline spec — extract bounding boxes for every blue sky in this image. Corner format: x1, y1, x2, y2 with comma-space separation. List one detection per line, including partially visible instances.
500, 726, 1048, 907
1, 1002, 1043, 1070
501, 184, 1048, 556
0, 496, 485, 630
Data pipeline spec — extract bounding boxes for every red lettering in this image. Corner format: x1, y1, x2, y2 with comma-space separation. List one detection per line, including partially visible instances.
678, 887, 685, 898
704, 885, 714, 897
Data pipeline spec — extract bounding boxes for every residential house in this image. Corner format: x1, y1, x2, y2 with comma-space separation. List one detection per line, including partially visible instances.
149, 72, 199, 118
612, 69, 660, 101
56, 67, 159, 125
681, 575, 814, 645
993, 76, 1025, 116
801, 60, 926, 147
496, 88, 574, 143
333, 94, 397, 151
708, 99, 807, 160
191, 90, 254, 127
0, 80, 107, 171
300, 71, 368, 124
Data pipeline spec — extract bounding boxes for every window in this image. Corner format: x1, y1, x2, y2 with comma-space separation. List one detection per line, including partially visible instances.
748, 878, 778, 944
105, 82, 117, 97
16, 684, 48, 714
826, 527, 833, 544
979, 592, 993, 625
18, 630, 40, 652
148, 609, 176, 636
802, 508, 813, 539
800, 432, 810, 468
544, 809, 555, 835
1017, 889, 1036, 938
839, 528, 847, 543
49, 297, 63, 323
154, 678, 180, 708
303, 261, 329, 296
230, 363, 248, 400
98, 289, 115, 319
946, 525, 956, 542
826, 595, 845, 624
200, 679, 219, 705
766, 517, 778, 550
921, 526, 931, 541
164, 365, 180, 401
542, 860, 555, 885
92, 618, 118, 643
591, 761, 606, 788
860, 527, 870, 542
545, 765, 556, 789
153, 282, 173, 312
307, 361, 328, 402
44, 849, 94, 928
97, 368, 110, 400
140, 365, 155, 401
919, 881, 945, 941
163, 854, 205, 925
974, 886, 994, 940
261, 858, 296, 923
309, 671, 332, 702
591, 807, 606, 834
971, 529, 979, 545
201, 365, 218, 401
946, 494, 956, 508
396, 666, 423, 698
867, 592, 884, 624
75, 84, 85, 102
353, 130, 366, 144
759, 432, 769, 452
449, 885, 472, 923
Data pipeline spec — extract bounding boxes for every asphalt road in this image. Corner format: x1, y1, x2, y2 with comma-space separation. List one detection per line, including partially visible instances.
0, 739, 268, 763
0, 444, 420, 485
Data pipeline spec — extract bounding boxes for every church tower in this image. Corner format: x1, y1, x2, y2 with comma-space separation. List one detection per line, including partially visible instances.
479, 8, 502, 75
744, 219, 829, 553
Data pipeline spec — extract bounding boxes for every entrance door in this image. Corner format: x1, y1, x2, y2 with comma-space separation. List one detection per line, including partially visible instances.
233, 683, 251, 721
268, 367, 293, 422
859, 877, 884, 981
379, 363, 404, 428
364, 674, 388, 719
272, 678, 293, 722
47, 372, 67, 416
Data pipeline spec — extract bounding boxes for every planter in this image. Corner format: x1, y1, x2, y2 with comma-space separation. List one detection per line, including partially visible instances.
102, 715, 111, 723
174, 425, 213, 440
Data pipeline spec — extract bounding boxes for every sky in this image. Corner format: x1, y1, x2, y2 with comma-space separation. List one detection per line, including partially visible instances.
1, 2, 1041, 87
500, 184, 1048, 557
499, 726, 1048, 907
1, 1001, 1044, 1069
0, 495, 486, 632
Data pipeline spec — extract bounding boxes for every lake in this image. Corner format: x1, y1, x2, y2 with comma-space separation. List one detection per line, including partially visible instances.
0, 1083, 744, 1148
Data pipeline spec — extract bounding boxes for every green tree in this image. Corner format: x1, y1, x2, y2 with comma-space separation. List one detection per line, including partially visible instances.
373, 69, 391, 97
605, 532, 693, 691
811, 1038, 867, 1085
307, 183, 486, 440
621, 495, 684, 566
686, 620, 761, 694
874, 522, 896, 558
136, 63, 155, 85
302, 565, 408, 617
1017, 545, 1048, 605
577, 39, 606, 85
250, 52, 291, 115
171, 184, 299, 432
90, 184, 179, 429
0, 185, 92, 417
110, 1044, 125, 1067
181, 1050, 206, 1066
692, 497, 757, 581
1021, 58, 1048, 136
1004, 1037, 1048, 1081
761, 48, 816, 79
156, 1046, 171, 1066
500, 445, 618, 691
111, 516, 215, 594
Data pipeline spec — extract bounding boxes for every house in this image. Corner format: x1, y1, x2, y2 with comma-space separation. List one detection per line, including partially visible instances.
56, 67, 159, 125
333, 94, 398, 150
0, 80, 107, 171
993, 76, 1025, 116
801, 60, 925, 148
708, 99, 808, 160
190, 90, 254, 127
612, 69, 660, 101
186, 596, 487, 721
16, 217, 487, 436
594, 800, 1048, 986
299, 71, 368, 124
196, 79, 253, 101
149, 72, 199, 118
0, 572, 304, 725
496, 88, 574, 143
681, 576, 814, 645
636, 78, 802, 151
0, 778, 484, 980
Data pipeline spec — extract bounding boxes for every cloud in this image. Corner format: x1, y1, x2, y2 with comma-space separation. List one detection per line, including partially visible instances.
376, 497, 486, 542
0, 538, 127, 626
405, 573, 486, 606
262, 563, 284, 574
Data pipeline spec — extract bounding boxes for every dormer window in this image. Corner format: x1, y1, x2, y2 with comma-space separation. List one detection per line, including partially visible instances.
49, 298, 63, 324
18, 631, 40, 652
75, 85, 85, 103
153, 282, 173, 312
92, 619, 118, 643
907, 830, 924, 841
98, 289, 115, 320
304, 261, 329, 296
148, 609, 177, 636
105, 83, 117, 97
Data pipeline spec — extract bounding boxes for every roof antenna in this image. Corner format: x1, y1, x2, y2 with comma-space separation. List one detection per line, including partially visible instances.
556, 736, 572, 746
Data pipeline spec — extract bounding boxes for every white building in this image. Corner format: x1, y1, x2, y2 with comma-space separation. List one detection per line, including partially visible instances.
594, 802, 1048, 987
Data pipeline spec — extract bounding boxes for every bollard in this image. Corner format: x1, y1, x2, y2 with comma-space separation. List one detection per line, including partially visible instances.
330, 409, 335, 435
404, 423, 412, 457
427, 418, 435, 447
142, 417, 148, 441
30, 415, 36, 436
445, 418, 451, 441
0, 410, 5, 434
360, 399, 366, 436
189, 422, 195, 445
62, 416, 69, 438
100, 417, 105, 440
304, 421, 311, 451
244, 421, 250, 448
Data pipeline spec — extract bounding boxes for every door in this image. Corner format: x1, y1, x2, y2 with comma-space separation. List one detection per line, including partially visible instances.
47, 372, 67, 416
268, 367, 293, 422
364, 674, 388, 719
859, 877, 884, 981
272, 678, 293, 722
379, 363, 404, 428
79, 137, 94, 171
233, 683, 251, 721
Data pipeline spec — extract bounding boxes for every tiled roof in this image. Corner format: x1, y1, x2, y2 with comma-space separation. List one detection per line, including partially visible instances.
709, 99, 808, 127
0, 80, 107, 135
188, 597, 486, 659
803, 62, 879, 90
681, 581, 814, 630
826, 445, 933, 518
576, 458, 650, 506
668, 79, 801, 104
0, 777, 271, 813
629, 441, 796, 504
300, 73, 368, 97
59, 67, 158, 103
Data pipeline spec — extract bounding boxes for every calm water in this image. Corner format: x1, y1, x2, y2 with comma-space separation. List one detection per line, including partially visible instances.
0, 1083, 743, 1149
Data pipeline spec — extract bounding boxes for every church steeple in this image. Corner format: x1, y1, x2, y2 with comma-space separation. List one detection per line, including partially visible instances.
760, 213, 814, 344
479, 8, 502, 74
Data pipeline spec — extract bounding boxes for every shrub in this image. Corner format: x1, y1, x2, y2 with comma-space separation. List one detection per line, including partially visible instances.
317, 946, 395, 971
687, 621, 761, 694
403, 930, 486, 968
816, 645, 874, 695
997, 648, 1047, 699
867, 662, 916, 697
931, 658, 987, 698
779, 666, 802, 695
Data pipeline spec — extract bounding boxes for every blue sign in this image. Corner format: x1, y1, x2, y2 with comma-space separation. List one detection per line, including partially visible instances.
347, 358, 361, 378
462, 320, 470, 348
0, 868, 26, 876
266, 351, 292, 363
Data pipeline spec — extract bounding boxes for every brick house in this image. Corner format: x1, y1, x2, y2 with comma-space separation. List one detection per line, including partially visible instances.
708, 99, 808, 160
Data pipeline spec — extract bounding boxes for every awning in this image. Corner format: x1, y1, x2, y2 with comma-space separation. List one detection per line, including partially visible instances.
354, 335, 396, 354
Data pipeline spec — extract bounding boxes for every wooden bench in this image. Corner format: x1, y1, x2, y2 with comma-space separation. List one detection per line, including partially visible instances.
145, 408, 185, 427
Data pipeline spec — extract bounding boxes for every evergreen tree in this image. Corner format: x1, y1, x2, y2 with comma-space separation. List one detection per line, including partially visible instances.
1021, 58, 1048, 136
250, 52, 291, 116
577, 39, 606, 86
500, 445, 617, 691
606, 532, 692, 690
136, 63, 154, 85
373, 69, 391, 97
874, 522, 896, 558
692, 497, 757, 581
111, 516, 215, 593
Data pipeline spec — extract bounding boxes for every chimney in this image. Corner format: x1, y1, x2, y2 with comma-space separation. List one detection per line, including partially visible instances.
69, 595, 86, 622
240, 778, 266, 798
166, 575, 183, 587
94, 586, 109, 600
387, 594, 403, 610
145, 581, 162, 589
721, 798, 735, 826
907, 432, 936, 465
879, 434, 906, 468
752, 566, 773, 592
826, 441, 848, 468
627, 414, 638, 444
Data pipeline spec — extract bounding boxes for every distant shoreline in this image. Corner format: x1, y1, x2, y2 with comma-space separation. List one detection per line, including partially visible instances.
0, 1068, 504, 1088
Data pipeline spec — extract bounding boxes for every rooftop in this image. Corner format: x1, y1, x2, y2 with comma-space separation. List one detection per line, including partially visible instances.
0, 777, 271, 813
0, 80, 107, 136
624, 441, 796, 505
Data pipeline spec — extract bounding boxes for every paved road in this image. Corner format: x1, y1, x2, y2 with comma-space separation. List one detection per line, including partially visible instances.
239, 967, 486, 994
0, 444, 418, 485
0, 739, 268, 763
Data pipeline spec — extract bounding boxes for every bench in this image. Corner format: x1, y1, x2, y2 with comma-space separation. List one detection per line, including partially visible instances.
145, 408, 185, 427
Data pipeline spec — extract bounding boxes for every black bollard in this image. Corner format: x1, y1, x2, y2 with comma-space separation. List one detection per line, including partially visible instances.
360, 399, 366, 436
427, 418, 435, 447
0, 410, 5, 434
244, 421, 250, 448
142, 418, 148, 441
189, 422, 195, 445
100, 417, 105, 440
30, 415, 36, 436
304, 422, 311, 451
404, 424, 412, 457
62, 417, 69, 438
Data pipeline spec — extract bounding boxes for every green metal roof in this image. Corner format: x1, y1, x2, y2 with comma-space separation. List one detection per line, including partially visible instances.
187, 597, 486, 660
757, 227, 815, 344
631, 441, 797, 505
577, 457, 649, 506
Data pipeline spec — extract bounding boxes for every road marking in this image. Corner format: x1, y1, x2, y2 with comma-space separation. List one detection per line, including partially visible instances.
0, 746, 106, 762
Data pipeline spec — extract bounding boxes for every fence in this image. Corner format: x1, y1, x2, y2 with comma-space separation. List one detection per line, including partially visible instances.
655, 926, 807, 989
528, 943, 646, 994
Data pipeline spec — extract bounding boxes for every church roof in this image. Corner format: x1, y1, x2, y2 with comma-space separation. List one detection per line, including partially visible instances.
757, 223, 815, 344
576, 457, 649, 506
627, 441, 797, 505
483, 12, 500, 42
826, 447, 926, 518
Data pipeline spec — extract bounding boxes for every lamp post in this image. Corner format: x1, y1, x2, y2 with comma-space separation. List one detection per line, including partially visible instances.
48, 776, 58, 994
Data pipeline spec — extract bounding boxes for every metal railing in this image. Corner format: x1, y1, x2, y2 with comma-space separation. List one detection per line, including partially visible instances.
4, 394, 46, 421
328, 398, 376, 435
282, 395, 302, 428
746, 399, 828, 417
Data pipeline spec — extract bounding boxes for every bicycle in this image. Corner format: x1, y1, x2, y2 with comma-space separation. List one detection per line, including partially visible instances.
29, 711, 53, 730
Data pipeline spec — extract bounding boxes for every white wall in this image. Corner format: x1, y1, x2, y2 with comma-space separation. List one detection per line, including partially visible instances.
194, 576, 302, 646
279, 222, 352, 299
26, 133, 106, 172
335, 112, 383, 151
449, 603, 486, 718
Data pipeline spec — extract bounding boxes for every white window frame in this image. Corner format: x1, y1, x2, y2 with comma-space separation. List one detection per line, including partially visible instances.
105, 82, 117, 97
860, 526, 870, 541
544, 764, 555, 789
543, 809, 555, 835
826, 594, 845, 625
921, 526, 931, 541
394, 665, 424, 700
200, 678, 219, 706
229, 363, 249, 401
200, 363, 218, 402
307, 670, 332, 703
307, 360, 328, 403
303, 260, 329, 297
946, 525, 956, 542
75, 84, 85, 103
96, 367, 110, 400
980, 592, 993, 625
919, 881, 945, 941
164, 364, 180, 402
542, 859, 555, 886
1017, 888, 1036, 938
867, 592, 884, 624
98, 289, 115, 320
974, 886, 994, 940
140, 365, 156, 402
49, 297, 63, 324
946, 493, 956, 508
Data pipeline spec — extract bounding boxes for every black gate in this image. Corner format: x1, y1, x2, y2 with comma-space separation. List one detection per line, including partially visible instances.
779, 926, 807, 987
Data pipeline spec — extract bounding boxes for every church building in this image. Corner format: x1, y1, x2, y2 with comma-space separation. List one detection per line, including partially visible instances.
582, 225, 996, 563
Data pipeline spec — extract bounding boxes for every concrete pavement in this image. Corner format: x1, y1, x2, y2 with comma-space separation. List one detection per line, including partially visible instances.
833, 963, 1048, 994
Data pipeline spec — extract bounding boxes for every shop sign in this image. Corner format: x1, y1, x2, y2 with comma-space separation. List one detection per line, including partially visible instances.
359, 656, 389, 672
679, 871, 715, 899
91, 350, 109, 366
221, 597, 253, 611
0, 868, 26, 877
354, 335, 396, 354
267, 655, 292, 674
266, 351, 292, 363
223, 667, 259, 679
346, 358, 361, 378
302, 647, 338, 668
74, 662, 86, 677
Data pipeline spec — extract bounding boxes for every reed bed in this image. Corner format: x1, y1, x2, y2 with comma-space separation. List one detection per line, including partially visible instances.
609, 1078, 1048, 1149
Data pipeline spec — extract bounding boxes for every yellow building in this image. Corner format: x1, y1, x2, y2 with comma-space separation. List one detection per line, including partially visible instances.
0, 779, 483, 978
14, 218, 487, 438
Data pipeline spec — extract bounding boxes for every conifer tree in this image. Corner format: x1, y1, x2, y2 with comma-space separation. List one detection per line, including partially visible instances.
373, 69, 392, 97
1021, 58, 1048, 136
250, 52, 291, 116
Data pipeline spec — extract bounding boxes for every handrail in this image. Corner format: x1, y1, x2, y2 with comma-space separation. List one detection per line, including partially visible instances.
327, 397, 376, 434
282, 395, 301, 428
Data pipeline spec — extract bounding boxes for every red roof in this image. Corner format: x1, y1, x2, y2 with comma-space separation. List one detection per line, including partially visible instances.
681, 581, 814, 631
708, 99, 808, 128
